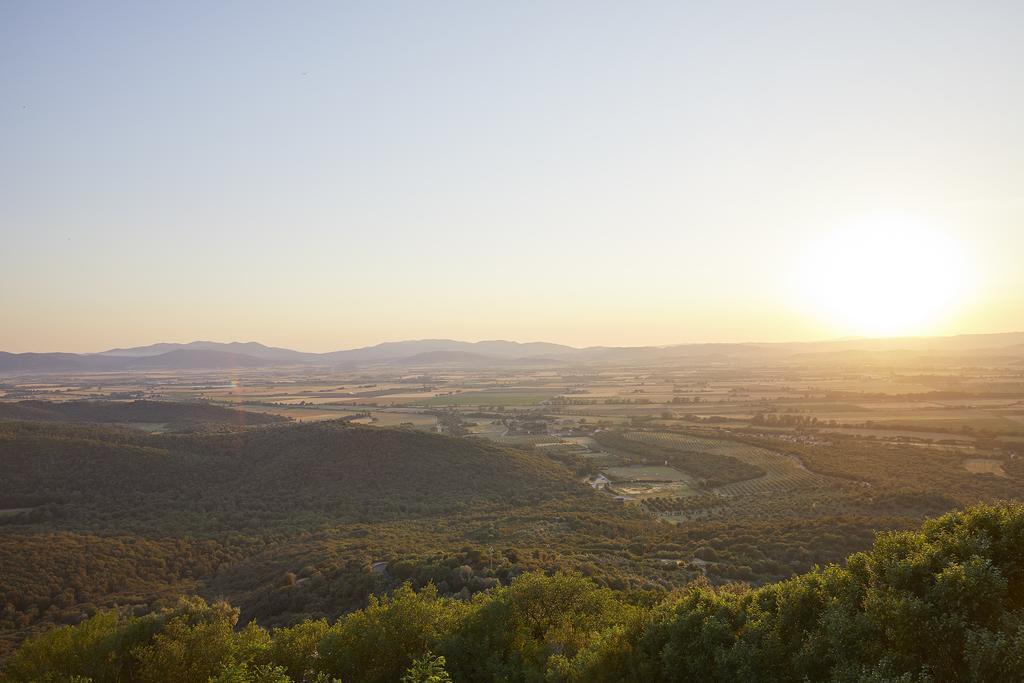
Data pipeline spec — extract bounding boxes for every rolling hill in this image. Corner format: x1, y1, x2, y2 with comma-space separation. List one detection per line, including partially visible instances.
0, 349, 273, 372
99, 340, 312, 363
0, 418, 678, 654
3, 410, 1023, 677
3, 331, 1024, 374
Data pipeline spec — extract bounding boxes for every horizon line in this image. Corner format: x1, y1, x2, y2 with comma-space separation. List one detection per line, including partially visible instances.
4, 329, 1024, 356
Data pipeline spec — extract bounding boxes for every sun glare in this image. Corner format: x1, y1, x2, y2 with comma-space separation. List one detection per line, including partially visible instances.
795, 219, 973, 337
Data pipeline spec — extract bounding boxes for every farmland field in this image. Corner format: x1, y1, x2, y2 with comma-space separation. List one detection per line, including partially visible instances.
604, 465, 692, 482
621, 431, 833, 496
416, 389, 558, 407
963, 458, 1008, 476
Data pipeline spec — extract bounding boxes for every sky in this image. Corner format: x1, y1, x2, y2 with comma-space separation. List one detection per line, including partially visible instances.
2, 1, 1022, 352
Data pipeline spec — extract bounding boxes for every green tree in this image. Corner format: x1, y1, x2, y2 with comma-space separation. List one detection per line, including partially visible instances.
208, 660, 292, 683
2, 610, 159, 683
267, 619, 329, 682
316, 584, 466, 683
401, 652, 452, 683
441, 572, 637, 680
133, 598, 270, 683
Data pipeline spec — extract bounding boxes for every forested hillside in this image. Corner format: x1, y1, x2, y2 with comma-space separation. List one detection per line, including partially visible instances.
2, 411, 1015, 679
0, 420, 695, 656
6, 503, 1024, 682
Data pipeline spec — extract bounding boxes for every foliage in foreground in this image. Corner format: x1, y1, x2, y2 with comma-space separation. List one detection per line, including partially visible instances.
5, 502, 1024, 682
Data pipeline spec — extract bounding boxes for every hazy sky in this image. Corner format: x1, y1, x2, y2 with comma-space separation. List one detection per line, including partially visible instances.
3, 1, 1022, 352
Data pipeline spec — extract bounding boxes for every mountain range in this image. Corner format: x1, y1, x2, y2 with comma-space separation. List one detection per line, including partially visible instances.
2, 332, 1023, 374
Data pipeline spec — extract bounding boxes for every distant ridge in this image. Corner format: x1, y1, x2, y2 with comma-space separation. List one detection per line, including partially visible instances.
0, 349, 274, 373
319, 339, 577, 364
2, 332, 1023, 374
127, 349, 269, 369
99, 340, 311, 362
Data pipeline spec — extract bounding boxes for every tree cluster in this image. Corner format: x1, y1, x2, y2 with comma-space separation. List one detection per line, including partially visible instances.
7, 502, 1024, 681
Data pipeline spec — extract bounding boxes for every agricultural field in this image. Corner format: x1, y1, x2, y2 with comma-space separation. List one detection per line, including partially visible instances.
621, 431, 833, 498
416, 388, 560, 407
5, 350, 1024, 451
601, 464, 698, 500
963, 458, 1008, 477
571, 428, 848, 524
604, 464, 691, 482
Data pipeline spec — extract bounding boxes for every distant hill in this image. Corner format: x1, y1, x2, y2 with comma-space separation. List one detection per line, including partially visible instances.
0, 340, 580, 373
4, 331, 1024, 373
0, 352, 119, 373
126, 349, 269, 369
400, 350, 499, 365
320, 339, 577, 364
100, 341, 313, 363
0, 349, 275, 373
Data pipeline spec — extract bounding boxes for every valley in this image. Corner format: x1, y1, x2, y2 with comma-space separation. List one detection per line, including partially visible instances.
2, 335, 1023, 663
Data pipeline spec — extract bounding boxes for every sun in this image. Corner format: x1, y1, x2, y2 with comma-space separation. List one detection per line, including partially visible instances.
794, 219, 972, 337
